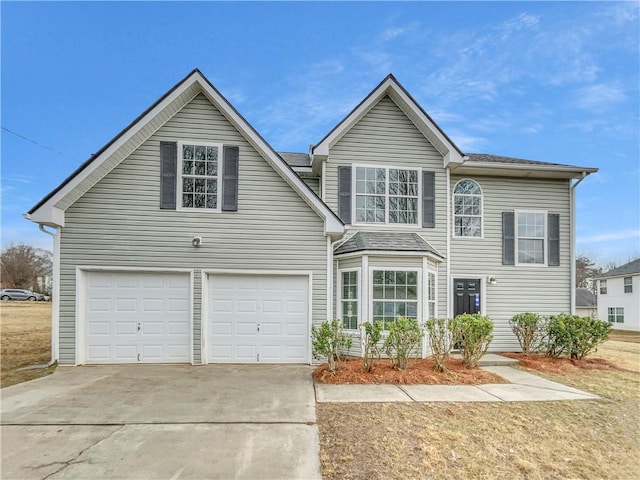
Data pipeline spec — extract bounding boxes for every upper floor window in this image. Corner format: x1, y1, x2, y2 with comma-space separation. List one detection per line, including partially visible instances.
354, 166, 419, 224
600, 280, 607, 295
453, 179, 482, 237
179, 142, 221, 210
516, 211, 546, 264
624, 277, 633, 293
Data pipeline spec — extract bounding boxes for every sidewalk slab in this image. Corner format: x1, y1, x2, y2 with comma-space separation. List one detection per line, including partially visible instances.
315, 384, 412, 403
477, 383, 599, 402
482, 366, 599, 396
401, 385, 499, 402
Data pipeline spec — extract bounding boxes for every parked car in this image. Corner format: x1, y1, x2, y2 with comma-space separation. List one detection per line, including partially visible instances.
0, 289, 38, 301
33, 292, 51, 301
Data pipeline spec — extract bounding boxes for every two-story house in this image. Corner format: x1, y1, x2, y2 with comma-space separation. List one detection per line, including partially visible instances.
596, 259, 640, 332
26, 70, 597, 365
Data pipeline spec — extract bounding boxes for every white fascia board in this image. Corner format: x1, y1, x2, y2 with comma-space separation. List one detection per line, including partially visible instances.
335, 250, 444, 263
27, 207, 66, 227
194, 72, 344, 236
451, 161, 598, 179
27, 75, 201, 227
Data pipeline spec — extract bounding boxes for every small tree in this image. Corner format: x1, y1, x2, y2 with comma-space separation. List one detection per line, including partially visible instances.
509, 312, 546, 355
449, 313, 493, 368
384, 317, 423, 370
311, 319, 352, 372
362, 321, 383, 372
425, 318, 453, 373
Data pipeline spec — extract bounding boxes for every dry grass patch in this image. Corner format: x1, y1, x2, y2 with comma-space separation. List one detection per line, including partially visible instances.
318, 349, 640, 480
314, 357, 507, 385
1, 302, 54, 387
318, 367, 640, 480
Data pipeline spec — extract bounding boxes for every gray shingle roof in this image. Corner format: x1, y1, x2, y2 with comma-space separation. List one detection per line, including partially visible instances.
576, 288, 597, 307
334, 231, 442, 257
278, 152, 311, 168
466, 153, 580, 169
599, 258, 640, 278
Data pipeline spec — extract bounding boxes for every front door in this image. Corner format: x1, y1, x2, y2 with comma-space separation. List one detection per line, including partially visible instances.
453, 278, 481, 317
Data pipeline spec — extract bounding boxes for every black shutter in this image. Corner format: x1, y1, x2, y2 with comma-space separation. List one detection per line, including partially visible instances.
222, 146, 239, 211
502, 212, 515, 265
548, 213, 560, 266
338, 166, 352, 224
160, 141, 177, 209
422, 171, 435, 228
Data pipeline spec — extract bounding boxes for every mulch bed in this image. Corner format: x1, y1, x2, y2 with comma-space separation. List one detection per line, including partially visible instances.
313, 357, 508, 385
502, 352, 622, 374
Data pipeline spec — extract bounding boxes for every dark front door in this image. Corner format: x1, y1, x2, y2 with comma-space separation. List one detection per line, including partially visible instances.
453, 279, 481, 317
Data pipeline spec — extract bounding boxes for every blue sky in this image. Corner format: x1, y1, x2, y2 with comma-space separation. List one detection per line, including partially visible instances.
2, 1, 638, 266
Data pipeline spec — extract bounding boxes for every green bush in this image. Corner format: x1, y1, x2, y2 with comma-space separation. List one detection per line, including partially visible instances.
424, 318, 452, 372
383, 317, 423, 370
311, 319, 353, 372
545, 314, 612, 360
509, 312, 546, 355
449, 313, 494, 368
362, 321, 383, 372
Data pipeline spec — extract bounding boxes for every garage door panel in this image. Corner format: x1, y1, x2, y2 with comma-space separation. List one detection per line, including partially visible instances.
85, 271, 191, 364
208, 274, 308, 363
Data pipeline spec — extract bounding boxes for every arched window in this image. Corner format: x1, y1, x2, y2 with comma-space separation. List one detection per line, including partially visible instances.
453, 179, 482, 237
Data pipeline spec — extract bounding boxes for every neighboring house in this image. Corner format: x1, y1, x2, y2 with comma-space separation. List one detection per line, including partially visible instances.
26, 70, 597, 366
596, 259, 640, 332
575, 288, 597, 318
36, 269, 53, 295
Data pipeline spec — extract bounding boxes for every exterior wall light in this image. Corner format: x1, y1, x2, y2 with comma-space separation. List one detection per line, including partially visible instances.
192, 236, 202, 247
488, 276, 497, 285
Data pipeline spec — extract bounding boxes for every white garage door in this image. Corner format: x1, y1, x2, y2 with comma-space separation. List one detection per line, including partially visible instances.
85, 271, 191, 364
208, 274, 309, 363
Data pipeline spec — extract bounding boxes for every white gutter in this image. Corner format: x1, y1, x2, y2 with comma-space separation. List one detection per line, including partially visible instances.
37, 223, 60, 364
446, 167, 451, 318
570, 172, 588, 314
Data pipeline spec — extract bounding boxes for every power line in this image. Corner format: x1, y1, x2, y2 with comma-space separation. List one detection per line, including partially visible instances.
1, 127, 66, 156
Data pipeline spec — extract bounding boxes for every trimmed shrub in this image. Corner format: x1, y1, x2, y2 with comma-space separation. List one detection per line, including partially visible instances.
545, 314, 612, 360
425, 318, 453, 372
311, 319, 353, 372
449, 313, 494, 368
362, 321, 383, 372
383, 317, 424, 370
509, 312, 546, 355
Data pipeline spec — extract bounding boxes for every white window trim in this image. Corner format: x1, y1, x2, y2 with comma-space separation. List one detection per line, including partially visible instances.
368, 267, 422, 329
352, 163, 422, 227
338, 267, 361, 331
452, 178, 484, 239
176, 140, 224, 212
514, 209, 548, 267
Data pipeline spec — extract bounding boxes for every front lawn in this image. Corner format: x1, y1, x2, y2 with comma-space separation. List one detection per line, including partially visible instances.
317, 348, 640, 479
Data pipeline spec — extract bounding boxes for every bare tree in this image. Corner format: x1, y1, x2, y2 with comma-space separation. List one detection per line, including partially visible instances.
576, 254, 602, 294
1, 244, 52, 290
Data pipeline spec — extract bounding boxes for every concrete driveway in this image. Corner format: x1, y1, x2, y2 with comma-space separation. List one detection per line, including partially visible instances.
1, 365, 321, 479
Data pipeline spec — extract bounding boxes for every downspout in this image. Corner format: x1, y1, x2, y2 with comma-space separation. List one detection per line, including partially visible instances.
38, 224, 60, 364
570, 172, 588, 314
446, 167, 451, 318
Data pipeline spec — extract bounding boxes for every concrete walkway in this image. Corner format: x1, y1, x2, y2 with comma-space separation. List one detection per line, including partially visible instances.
315, 365, 600, 403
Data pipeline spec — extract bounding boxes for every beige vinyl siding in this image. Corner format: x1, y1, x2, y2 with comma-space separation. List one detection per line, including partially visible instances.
368, 256, 424, 269
324, 95, 448, 319
58, 93, 327, 365
450, 175, 572, 351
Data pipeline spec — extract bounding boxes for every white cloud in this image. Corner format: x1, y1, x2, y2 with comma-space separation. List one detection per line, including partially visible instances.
578, 229, 640, 243
574, 83, 627, 111
380, 27, 406, 42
